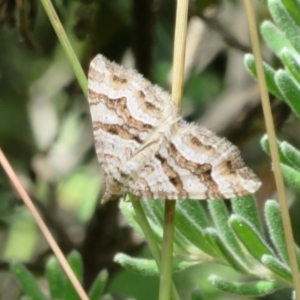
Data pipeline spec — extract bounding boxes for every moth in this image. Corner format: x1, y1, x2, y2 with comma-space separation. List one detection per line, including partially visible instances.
88, 55, 261, 203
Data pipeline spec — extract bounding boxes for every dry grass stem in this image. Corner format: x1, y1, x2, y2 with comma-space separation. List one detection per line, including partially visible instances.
0, 148, 90, 300
243, 0, 300, 298
159, 0, 189, 299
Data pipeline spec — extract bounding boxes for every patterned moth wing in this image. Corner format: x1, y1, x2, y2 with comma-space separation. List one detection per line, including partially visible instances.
88, 55, 261, 202
88, 55, 178, 202
131, 121, 261, 200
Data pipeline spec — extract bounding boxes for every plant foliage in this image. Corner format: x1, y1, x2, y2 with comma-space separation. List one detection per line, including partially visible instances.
6, 0, 300, 298
114, 0, 300, 298
11, 251, 108, 300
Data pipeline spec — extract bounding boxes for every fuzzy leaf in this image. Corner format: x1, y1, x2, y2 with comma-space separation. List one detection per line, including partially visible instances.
177, 200, 209, 229
121, 198, 163, 248
265, 199, 300, 269
229, 215, 274, 261
120, 198, 144, 236
88, 269, 108, 300
261, 255, 292, 282
275, 69, 300, 118
208, 200, 244, 259
204, 228, 248, 273
260, 20, 297, 57
46, 256, 66, 299
142, 200, 192, 254
244, 53, 284, 99
144, 200, 193, 252
281, 141, 300, 172
209, 275, 284, 296
231, 195, 263, 237
281, 163, 300, 193
281, 0, 300, 28
114, 253, 159, 276
174, 200, 217, 256
268, 0, 300, 53
65, 250, 83, 300
10, 262, 47, 300
114, 253, 197, 276
281, 48, 300, 86
140, 200, 165, 244
260, 135, 291, 166
142, 199, 164, 226
261, 135, 300, 196
265, 200, 289, 264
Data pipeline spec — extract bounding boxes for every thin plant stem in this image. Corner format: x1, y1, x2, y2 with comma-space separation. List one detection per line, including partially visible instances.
171, 0, 188, 108
243, 0, 300, 298
38, 0, 180, 299
159, 201, 176, 300
0, 148, 89, 300
130, 196, 180, 300
39, 0, 87, 97
159, 0, 189, 299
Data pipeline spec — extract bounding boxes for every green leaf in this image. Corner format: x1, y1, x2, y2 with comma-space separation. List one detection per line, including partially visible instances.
231, 195, 263, 237
114, 253, 159, 276
260, 135, 290, 166
275, 69, 300, 118
65, 250, 83, 300
174, 200, 217, 256
281, 48, 300, 86
281, 163, 300, 193
114, 253, 197, 276
177, 200, 209, 229
264, 200, 300, 274
10, 262, 47, 300
121, 197, 166, 250
46, 256, 66, 299
229, 215, 274, 262
209, 275, 284, 296
281, 141, 300, 172
281, 0, 300, 28
191, 288, 205, 300
244, 54, 284, 99
265, 200, 289, 264
261, 255, 292, 282
137, 200, 168, 246
143, 200, 192, 252
119, 199, 144, 237
88, 269, 108, 300
268, 0, 300, 53
208, 200, 244, 260
142, 199, 164, 227
204, 228, 248, 273
260, 20, 297, 58
140, 200, 165, 243
265, 199, 300, 268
